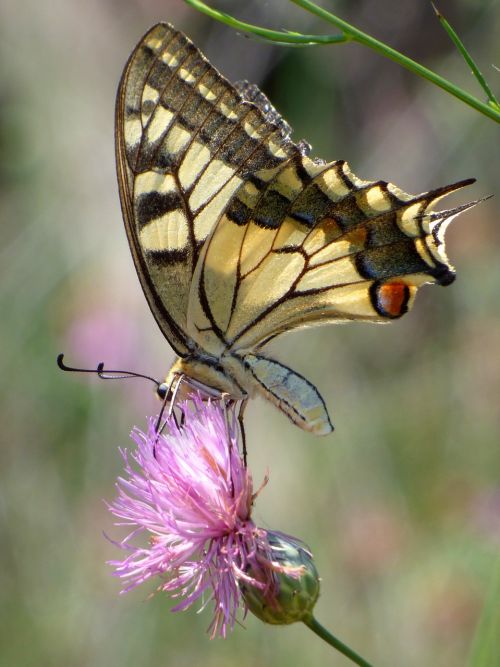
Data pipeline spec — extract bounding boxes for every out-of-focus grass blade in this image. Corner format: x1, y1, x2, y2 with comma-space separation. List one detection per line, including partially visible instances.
467, 557, 500, 667
432, 3, 500, 111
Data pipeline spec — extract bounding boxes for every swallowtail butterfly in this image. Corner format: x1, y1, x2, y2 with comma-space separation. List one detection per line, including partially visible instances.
116, 23, 474, 434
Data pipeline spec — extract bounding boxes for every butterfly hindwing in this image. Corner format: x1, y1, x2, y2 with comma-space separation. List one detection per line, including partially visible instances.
190, 155, 473, 353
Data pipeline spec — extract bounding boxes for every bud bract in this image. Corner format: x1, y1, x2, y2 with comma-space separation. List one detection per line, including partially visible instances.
241, 530, 320, 625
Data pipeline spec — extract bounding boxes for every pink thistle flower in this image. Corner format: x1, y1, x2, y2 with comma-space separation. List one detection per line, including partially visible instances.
107, 396, 305, 637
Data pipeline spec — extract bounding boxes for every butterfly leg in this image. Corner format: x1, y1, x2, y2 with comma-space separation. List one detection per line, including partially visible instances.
155, 372, 185, 437
237, 400, 248, 467
220, 393, 248, 460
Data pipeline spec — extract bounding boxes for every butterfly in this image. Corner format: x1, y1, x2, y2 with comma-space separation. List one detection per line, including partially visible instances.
115, 22, 475, 435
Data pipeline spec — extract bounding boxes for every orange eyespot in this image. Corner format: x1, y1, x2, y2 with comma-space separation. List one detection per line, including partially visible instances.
371, 281, 410, 319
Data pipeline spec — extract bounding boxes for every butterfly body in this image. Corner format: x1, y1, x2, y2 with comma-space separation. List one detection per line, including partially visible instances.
116, 23, 475, 435
167, 353, 247, 399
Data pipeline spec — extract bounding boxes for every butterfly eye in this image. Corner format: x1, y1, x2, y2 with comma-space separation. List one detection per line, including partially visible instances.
157, 383, 170, 401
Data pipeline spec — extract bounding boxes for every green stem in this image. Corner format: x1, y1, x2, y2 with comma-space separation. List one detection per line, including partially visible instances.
186, 0, 500, 123
184, 0, 349, 45
303, 615, 375, 667
432, 2, 500, 109
289, 0, 499, 123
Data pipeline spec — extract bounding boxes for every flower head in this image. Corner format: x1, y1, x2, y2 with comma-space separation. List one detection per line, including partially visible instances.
108, 396, 311, 637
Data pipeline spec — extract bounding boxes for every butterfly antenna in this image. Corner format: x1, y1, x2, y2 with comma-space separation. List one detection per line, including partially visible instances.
57, 353, 162, 389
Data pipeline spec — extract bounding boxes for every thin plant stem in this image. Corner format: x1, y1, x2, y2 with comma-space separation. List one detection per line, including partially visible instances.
432, 2, 500, 110
289, 0, 499, 123
185, 0, 500, 124
184, 0, 349, 46
303, 614, 375, 667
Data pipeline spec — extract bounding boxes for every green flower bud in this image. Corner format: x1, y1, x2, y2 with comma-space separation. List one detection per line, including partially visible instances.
241, 531, 320, 625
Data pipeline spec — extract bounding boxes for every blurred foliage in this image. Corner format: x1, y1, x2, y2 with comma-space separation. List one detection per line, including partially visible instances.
468, 556, 500, 666
0, 1, 498, 666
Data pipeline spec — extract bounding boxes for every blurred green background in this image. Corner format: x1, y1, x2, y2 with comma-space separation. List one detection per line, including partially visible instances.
1, 1, 499, 665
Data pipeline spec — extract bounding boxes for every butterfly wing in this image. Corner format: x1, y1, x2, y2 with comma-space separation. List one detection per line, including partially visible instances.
115, 23, 305, 358
187, 146, 473, 431
189, 154, 474, 352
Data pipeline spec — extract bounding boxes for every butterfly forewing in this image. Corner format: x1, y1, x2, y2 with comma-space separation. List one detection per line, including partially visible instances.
116, 23, 302, 358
